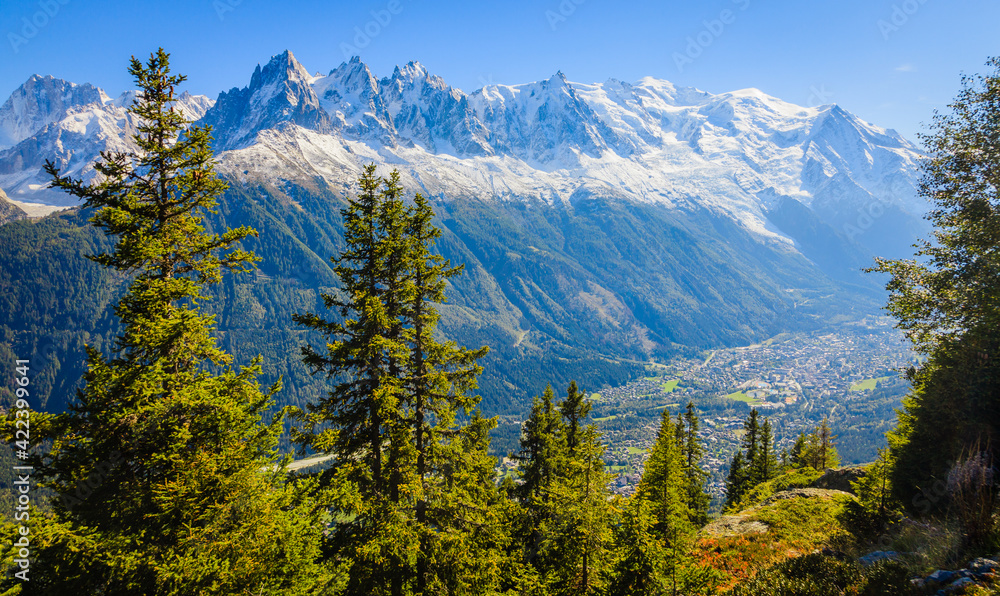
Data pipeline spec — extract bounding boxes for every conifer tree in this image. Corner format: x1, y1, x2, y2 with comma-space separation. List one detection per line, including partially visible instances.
753, 418, 779, 484
34, 49, 332, 594
539, 424, 611, 595
680, 402, 711, 526
559, 381, 591, 455
514, 382, 611, 595
794, 419, 840, 471
635, 410, 692, 592
724, 409, 778, 510
400, 191, 496, 593
294, 168, 499, 594
607, 497, 671, 596
293, 165, 415, 595
790, 432, 808, 468
724, 451, 748, 510
620, 409, 718, 595
742, 409, 761, 479
515, 385, 562, 506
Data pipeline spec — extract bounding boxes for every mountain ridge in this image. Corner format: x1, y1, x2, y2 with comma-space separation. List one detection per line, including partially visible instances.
0, 50, 928, 414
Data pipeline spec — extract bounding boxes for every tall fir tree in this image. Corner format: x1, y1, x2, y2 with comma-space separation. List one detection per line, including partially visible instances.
293, 165, 414, 595
724, 450, 748, 510
514, 385, 562, 508
400, 191, 497, 593
742, 409, 761, 480
753, 417, 779, 484
680, 402, 711, 526
514, 382, 611, 595
724, 409, 778, 510
617, 409, 717, 595
294, 168, 500, 595
31, 49, 333, 595
792, 419, 840, 471
538, 424, 611, 596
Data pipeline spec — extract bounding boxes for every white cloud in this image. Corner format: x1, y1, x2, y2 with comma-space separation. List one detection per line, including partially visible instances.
895, 63, 916, 73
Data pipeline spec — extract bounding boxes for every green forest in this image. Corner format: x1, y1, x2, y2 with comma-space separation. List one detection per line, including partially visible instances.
3, 49, 1000, 595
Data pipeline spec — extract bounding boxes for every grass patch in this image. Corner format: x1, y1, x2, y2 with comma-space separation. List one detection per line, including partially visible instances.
730, 467, 824, 511
696, 490, 853, 590
626, 446, 645, 455
650, 403, 680, 412
726, 391, 762, 405
588, 392, 602, 401
592, 414, 617, 422
850, 376, 892, 391
661, 379, 680, 392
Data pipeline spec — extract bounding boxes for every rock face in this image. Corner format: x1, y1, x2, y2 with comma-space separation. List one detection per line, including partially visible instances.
905, 557, 1000, 593
0, 75, 108, 150
0, 188, 27, 225
0, 77, 212, 206
810, 465, 868, 494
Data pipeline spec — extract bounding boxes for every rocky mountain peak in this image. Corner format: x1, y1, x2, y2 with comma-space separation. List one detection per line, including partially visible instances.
200, 49, 331, 151
0, 75, 108, 150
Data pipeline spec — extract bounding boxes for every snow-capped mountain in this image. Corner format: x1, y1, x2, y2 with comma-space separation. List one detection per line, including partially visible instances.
0, 76, 212, 208
0, 49, 925, 255
199, 51, 925, 257
0, 51, 934, 410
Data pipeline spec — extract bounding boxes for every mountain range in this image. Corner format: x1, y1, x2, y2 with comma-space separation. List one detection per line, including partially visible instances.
0, 50, 927, 415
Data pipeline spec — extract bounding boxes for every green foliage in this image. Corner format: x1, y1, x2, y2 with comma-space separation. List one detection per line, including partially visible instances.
725, 409, 780, 510
604, 410, 719, 595
730, 467, 824, 511
293, 166, 503, 594
839, 449, 903, 546
725, 553, 916, 596
681, 402, 712, 526
18, 49, 332, 595
791, 418, 840, 472
512, 381, 613, 595
870, 57, 1000, 511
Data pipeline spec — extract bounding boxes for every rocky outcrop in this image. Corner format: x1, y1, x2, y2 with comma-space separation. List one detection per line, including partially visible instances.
809, 465, 867, 494
703, 488, 853, 537
0, 188, 27, 225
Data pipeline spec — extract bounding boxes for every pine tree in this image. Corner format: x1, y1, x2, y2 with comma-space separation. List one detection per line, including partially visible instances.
680, 402, 711, 526
294, 168, 499, 594
790, 432, 808, 468
752, 418, 779, 484
515, 385, 562, 507
635, 410, 691, 591
400, 191, 496, 593
724, 450, 748, 510
607, 497, 671, 596
724, 409, 778, 510
795, 419, 840, 471
514, 382, 611, 595
293, 165, 415, 595
34, 49, 332, 594
559, 381, 591, 455
742, 409, 761, 483
620, 409, 718, 595
539, 425, 611, 596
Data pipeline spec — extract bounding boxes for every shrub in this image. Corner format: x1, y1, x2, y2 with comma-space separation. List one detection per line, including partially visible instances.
725, 553, 916, 595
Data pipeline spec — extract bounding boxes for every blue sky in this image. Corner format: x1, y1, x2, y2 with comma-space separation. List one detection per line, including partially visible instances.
1, 0, 997, 142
